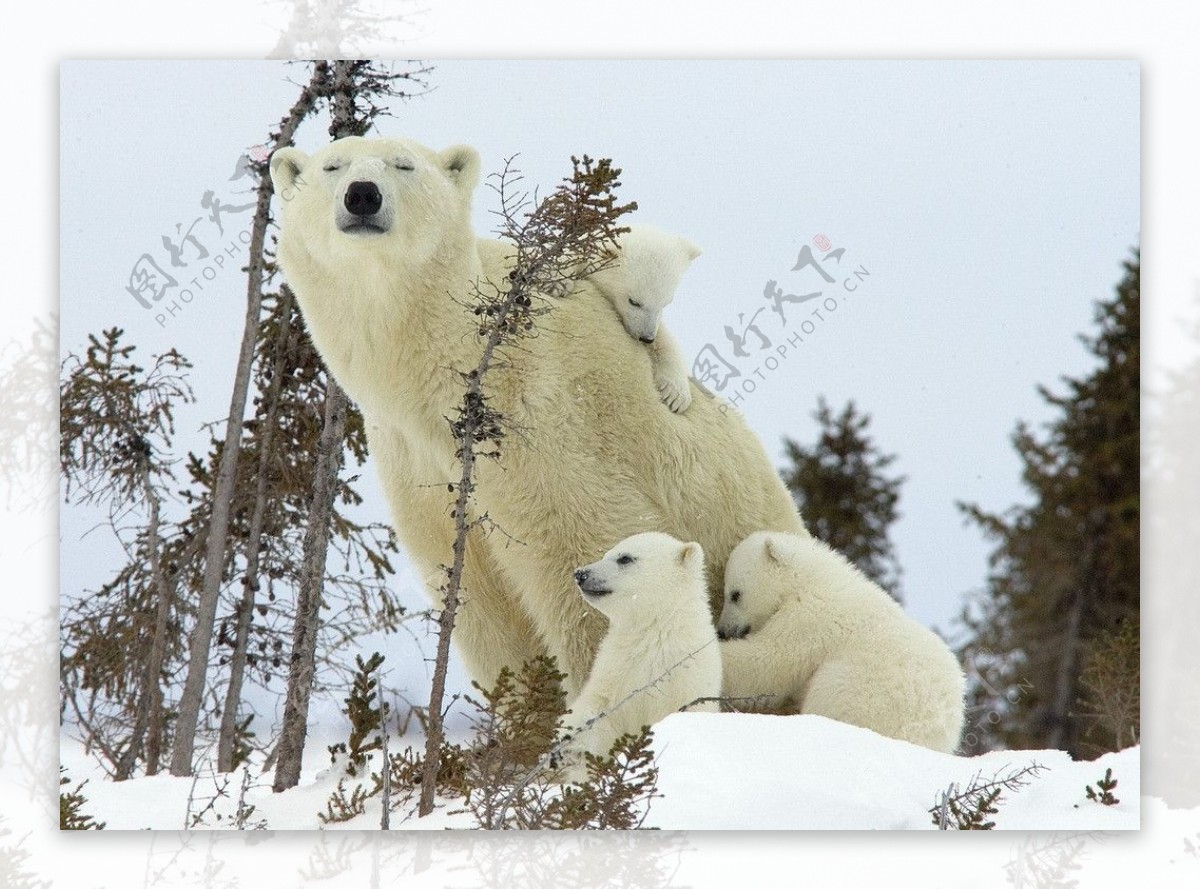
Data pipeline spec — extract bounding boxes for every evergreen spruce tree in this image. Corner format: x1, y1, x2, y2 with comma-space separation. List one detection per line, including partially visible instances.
59, 768, 106, 830
59, 329, 196, 779
957, 250, 1139, 755
326, 651, 388, 777
781, 398, 905, 601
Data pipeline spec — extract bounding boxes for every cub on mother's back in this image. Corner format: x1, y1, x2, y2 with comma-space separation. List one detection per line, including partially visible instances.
587, 225, 701, 414
717, 531, 965, 753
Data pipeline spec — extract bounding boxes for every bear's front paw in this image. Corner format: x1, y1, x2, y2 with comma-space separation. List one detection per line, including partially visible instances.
655, 371, 693, 414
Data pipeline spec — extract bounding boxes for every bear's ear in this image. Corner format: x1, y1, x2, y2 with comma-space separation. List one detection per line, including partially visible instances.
680, 237, 702, 264
440, 145, 481, 195
763, 536, 783, 565
679, 541, 703, 569
270, 147, 308, 193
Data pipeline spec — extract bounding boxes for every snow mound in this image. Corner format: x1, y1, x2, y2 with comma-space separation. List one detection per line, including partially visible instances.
646, 712, 1139, 830
60, 713, 1139, 831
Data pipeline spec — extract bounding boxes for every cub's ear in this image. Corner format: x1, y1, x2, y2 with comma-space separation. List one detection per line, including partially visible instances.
679, 541, 703, 569
763, 536, 783, 565
680, 237, 702, 264
440, 145, 481, 194
269, 147, 308, 193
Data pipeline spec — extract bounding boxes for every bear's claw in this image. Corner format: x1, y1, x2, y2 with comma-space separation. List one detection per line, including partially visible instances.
656, 374, 693, 414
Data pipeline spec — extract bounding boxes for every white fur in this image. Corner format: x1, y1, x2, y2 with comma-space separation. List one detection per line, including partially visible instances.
565, 532, 721, 764
717, 532, 965, 753
270, 136, 807, 699
588, 225, 701, 413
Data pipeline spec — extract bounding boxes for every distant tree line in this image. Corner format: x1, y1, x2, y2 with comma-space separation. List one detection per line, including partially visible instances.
956, 254, 1139, 756
781, 251, 1139, 758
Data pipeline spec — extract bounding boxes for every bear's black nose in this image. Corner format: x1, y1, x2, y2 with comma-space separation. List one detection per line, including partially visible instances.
345, 181, 383, 217
573, 569, 589, 585
639, 335, 656, 344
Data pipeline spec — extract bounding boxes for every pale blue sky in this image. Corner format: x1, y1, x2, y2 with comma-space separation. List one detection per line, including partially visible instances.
59, 61, 1139, 704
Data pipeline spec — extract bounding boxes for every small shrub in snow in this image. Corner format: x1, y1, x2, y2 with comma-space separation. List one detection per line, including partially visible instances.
933, 783, 1001, 830
462, 656, 660, 830
385, 738, 470, 799
542, 731, 660, 830
59, 768, 105, 830
931, 763, 1045, 830
1085, 768, 1120, 806
325, 652, 387, 778
312, 655, 662, 828
318, 777, 370, 825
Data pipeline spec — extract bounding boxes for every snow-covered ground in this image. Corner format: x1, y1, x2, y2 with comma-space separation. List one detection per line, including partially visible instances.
60, 712, 1138, 832
648, 713, 1138, 830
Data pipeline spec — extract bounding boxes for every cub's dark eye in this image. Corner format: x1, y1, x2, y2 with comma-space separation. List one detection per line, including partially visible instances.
393, 160, 415, 171
616, 554, 636, 566
323, 163, 342, 172
628, 298, 643, 309
730, 590, 742, 604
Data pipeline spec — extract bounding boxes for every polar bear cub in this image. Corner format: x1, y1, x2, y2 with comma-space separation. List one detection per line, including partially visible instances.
588, 225, 701, 414
563, 532, 721, 763
717, 531, 965, 753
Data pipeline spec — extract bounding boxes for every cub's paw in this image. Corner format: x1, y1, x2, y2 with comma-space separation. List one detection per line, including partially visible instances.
656, 370, 693, 414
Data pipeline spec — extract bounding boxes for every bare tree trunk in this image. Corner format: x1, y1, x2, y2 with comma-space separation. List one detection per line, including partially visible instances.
115, 469, 167, 780
170, 65, 329, 777
169, 153, 272, 777
149, 532, 206, 774
1048, 510, 1104, 752
142, 604, 179, 777
267, 58, 434, 794
216, 287, 297, 772
113, 468, 209, 777
1048, 582, 1086, 750
271, 381, 349, 792
378, 680, 391, 830
271, 59, 372, 794
418, 417, 477, 815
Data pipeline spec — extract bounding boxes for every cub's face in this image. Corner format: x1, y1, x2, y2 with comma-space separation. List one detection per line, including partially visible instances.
717, 532, 789, 640
269, 136, 480, 272
591, 228, 701, 344
573, 532, 704, 623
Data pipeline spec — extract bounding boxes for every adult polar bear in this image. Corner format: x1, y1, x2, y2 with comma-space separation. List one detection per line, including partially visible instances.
270, 136, 807, 696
